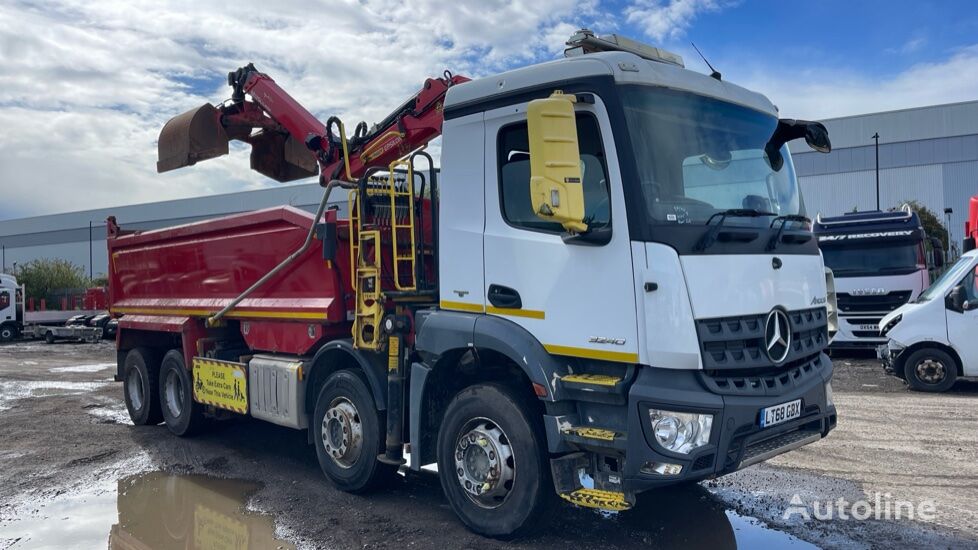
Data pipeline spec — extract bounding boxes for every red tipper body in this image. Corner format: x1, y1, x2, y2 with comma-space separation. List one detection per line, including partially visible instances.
107, 206, 353, 360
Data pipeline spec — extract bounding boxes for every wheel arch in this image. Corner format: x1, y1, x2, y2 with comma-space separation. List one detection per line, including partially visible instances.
306, 339, 387, 415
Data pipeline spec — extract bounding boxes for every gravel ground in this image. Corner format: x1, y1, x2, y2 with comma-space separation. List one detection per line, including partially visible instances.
0, 341, 975, 549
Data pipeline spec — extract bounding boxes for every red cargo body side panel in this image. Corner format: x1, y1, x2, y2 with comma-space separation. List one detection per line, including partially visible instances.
108, 206, 352, 356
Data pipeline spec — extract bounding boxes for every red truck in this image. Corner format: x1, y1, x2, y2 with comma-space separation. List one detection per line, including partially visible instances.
965, 195, 978, 252
109, 31, 839, 537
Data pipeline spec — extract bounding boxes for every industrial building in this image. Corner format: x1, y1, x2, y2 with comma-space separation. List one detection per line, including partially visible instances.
2, 100, 977, 277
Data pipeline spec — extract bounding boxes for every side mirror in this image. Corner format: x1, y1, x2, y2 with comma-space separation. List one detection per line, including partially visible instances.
765, 119, 832, 171
527, 91, 587, 234
949, 285, 967, 311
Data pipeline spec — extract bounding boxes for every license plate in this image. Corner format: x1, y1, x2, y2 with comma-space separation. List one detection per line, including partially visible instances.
760, 399, 802, 428
858, 324, 878, 331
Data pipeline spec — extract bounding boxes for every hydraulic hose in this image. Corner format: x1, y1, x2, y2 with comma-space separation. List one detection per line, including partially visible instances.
206, 179, 355, 327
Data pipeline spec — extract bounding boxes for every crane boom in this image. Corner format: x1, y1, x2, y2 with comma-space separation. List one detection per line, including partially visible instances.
157, 63, 469, 184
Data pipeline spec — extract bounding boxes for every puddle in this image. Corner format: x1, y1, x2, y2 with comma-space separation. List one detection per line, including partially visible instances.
0, 381, 109, 411
0, 472, 296, 549
49, 363, 115, 373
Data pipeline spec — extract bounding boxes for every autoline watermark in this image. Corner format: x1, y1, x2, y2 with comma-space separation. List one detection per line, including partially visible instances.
784, 493, 937, 521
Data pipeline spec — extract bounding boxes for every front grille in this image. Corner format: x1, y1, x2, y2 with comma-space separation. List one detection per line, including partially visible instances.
692, 453, 715, 471
845, 317, 882, 326
697, 307, 828, 370
699, 352, 828, 397
837, 291, 911, 313
852, 330, 881, 338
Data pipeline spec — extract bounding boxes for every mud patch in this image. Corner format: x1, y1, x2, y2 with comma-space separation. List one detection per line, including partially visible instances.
49, 363, 115, 374
0, 381, 109, 411
0, 471, 296, 549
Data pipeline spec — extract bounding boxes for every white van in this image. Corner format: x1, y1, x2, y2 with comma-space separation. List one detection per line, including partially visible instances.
878, 249, 978, 392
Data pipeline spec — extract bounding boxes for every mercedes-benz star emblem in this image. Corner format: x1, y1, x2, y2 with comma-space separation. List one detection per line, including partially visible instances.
764, 309, 791, 363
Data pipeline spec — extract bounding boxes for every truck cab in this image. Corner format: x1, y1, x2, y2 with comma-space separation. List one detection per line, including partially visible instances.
879, 249, 978, 391
814, 206, 930, 348
0, 273, 22, 342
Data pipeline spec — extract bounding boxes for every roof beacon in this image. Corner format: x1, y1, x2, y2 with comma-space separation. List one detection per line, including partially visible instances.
565, 28, 685, 68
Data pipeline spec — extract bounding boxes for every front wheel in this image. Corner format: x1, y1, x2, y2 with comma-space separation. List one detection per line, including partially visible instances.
904, 347, 958, 392
436, 383, 553, 538
312, 370, 396, 492
45, 331, 55, 344
0, 324, 15, 342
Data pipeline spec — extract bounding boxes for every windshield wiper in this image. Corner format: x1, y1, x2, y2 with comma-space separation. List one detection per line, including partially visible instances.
696, 209, 776, 251
767, 214, 812, 251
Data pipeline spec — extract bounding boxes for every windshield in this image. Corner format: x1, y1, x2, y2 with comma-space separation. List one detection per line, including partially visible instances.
621, 85, 802, 227
822, 242, 923, 277
917, 255, 977, 302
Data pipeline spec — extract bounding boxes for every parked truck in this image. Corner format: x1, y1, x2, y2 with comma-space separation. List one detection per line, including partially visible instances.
0, 274, 103, 343
109, 30, 838, 536
814, 206, 937, 349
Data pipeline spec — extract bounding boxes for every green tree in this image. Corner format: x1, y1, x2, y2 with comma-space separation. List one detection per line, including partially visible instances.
14, 258, 89, 304
900, 200, 948, 249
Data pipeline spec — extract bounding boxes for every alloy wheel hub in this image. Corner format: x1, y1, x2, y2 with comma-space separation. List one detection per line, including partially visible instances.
322, 398, 363, 469
454, 419, 515, 509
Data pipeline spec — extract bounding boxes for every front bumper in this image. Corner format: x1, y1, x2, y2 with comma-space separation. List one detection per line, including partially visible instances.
622, 353, 836, 492
877, 341, 906, 376
829, 317, 886, 349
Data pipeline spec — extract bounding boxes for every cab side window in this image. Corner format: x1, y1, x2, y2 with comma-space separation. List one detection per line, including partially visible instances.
0, 291, 9, 310
497, 113, 611, 234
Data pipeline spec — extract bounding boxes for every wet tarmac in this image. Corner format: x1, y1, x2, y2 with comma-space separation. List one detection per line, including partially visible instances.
0, 471, 295, 549
1, 341, 975, 549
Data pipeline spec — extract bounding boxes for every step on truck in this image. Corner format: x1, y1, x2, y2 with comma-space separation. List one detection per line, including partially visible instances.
109, 30, 839, 536
814, 206, 939, 349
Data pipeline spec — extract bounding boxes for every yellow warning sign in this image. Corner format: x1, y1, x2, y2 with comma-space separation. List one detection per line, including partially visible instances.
192, 358, 248, 414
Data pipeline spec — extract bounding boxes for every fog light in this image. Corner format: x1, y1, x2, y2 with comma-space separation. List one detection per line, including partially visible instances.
825, 381, 834, 408
642, 461, 683, 476
648, 409, 713, 454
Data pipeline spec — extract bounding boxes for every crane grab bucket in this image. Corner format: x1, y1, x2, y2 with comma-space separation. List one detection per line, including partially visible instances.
157, 103, 230, 173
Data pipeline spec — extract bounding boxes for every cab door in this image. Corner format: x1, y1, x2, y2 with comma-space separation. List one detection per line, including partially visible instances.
947, 264, 978, 376
481, 96, 638, 363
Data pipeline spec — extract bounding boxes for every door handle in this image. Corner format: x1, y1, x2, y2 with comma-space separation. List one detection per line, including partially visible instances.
487, 284, 522, 309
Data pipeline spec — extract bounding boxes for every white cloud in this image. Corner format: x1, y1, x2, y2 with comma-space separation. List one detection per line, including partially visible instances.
733, 45, 978, 120
0, 0, 596, 218
625, 0, 728, 42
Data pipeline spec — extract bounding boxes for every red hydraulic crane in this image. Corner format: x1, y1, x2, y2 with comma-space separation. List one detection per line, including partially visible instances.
157, 63, 469, 184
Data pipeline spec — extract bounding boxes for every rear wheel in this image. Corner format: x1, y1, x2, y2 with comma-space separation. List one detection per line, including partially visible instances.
436, 383, 552, 538
45, 331, 55, 344
124, 347, 163, 425
904, 347, 958, 392
312, 370, 396, 492
159, 350, 206, 436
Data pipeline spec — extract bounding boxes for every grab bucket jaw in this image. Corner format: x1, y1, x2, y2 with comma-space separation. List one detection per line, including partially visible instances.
157, 103, 230, 173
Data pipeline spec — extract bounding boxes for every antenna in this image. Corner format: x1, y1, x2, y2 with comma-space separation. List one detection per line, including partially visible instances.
691, 42, 721, 81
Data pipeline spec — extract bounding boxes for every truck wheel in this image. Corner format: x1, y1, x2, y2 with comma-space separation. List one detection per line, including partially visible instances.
904, 347, 958, 392
123, 347, 163, 425
0, 325, 15, 342
313, 370, 396, 492
436, 383, 552, 538
159, 350, 206, 436
45, 331, 55, 344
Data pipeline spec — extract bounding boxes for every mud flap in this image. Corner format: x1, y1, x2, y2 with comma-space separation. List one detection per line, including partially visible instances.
157, 103, 229, 173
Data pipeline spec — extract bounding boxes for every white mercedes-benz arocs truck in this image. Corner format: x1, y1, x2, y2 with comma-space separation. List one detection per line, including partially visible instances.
113, 29, 840, 537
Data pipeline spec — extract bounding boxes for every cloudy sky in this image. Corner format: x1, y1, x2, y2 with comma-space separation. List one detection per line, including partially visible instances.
2, 0, 977, 219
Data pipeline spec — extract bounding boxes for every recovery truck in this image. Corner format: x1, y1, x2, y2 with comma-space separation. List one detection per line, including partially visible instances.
0, 274, 102, 343
109, 30, 838, 536
814, 206, 935, 349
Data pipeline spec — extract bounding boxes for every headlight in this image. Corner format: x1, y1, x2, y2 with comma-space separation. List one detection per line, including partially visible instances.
648, 409, 713, 454
825, 381, 834, 408
880, 314, 902, 337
